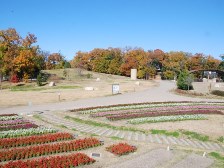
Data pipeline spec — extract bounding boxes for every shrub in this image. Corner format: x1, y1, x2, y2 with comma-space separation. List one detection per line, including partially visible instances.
177, 70, 194, 90
211, 90, 224, 97
86, 73, 92, 78
36, 73, 42, 86
10, 74, 19, 83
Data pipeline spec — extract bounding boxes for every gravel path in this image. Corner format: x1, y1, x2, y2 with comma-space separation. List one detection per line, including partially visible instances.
171, 153, 214, 168
106, 149, 174, 168
0, 81, 222, 114
106, 149, 214, 168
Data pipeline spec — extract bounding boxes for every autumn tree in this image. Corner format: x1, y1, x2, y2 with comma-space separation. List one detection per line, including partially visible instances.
46, 53, 64, 69
0, 28, 45, 83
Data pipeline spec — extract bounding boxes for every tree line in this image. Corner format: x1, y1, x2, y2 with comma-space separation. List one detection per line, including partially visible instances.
71, 48, 223, 80
1, 28, 223, 83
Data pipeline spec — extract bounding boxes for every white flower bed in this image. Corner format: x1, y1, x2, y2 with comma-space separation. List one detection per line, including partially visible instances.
0, 127, 57, 138
80, 102, 223, 114
128, 114, 207, 124
0, 115, 22, 121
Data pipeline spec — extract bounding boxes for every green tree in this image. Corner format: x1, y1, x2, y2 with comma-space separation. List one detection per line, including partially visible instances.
177, 70, 194, 90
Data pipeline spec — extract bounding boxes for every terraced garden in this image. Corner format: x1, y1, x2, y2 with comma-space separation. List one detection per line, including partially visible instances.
0, 114, 104, 167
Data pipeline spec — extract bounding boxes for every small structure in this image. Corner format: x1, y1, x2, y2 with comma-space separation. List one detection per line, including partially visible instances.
84, 87, 94, 91
131, 69, 137, 80
49, 81, 55, 86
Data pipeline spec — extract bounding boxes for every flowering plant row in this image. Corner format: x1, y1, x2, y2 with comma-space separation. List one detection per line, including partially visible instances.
0, 132, 73, 149
0, 123, 38, 131
0, 127, 57, 139
106, 143, 137, 156
71, 101, 220, 112
0, 119, 30, 126
0, 137, 102, 161
91, 105, 224, 118
0, 152, 95, 168
0, 114, 17, 117
128, 114, 207, 124
106, 109, 223, 121
0, 116, 22, 121
77, 102, 224, 114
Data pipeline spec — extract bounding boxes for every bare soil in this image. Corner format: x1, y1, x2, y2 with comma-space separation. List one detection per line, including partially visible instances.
0, 70, 157, 107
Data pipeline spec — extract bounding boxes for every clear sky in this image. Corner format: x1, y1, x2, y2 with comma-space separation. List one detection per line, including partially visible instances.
1, 0, 224, 60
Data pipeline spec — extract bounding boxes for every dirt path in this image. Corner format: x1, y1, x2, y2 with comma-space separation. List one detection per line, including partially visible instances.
0, 80, 223, 115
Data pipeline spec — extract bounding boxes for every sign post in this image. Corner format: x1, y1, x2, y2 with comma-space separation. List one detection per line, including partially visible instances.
112, 84, 120, 94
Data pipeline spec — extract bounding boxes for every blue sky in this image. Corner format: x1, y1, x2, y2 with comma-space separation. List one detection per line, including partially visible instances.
1, 0, 224, 60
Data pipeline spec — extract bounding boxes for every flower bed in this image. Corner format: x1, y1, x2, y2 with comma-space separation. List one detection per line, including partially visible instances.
0, 132, 73, 149
106, 110, 223, 121
0, 116, 22, 121
106, 143, 136, 156
0, 114, 17, 117
72, 102, 224, 114
0, 123, 38, 131
0, 127, 57, 138
0, 137, 102, 161
91, 105, 224, 118
0, 119, 30, 126
128, 114, 207, 124
0, 152, 95, 168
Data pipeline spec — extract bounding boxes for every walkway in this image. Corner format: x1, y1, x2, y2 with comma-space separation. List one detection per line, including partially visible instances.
41, 112, 224, 152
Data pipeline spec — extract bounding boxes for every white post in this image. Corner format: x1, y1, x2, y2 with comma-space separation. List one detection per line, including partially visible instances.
131, 69, 137, 80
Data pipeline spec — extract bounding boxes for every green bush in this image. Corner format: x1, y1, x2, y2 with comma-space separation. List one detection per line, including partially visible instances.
177, 70, 194, 90
36, 73, 48, 86
211, 90, 224, 97
36, 74, 42, 86
86, 73, 92, 79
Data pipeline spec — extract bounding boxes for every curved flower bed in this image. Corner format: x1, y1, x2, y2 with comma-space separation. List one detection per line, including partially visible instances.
0, 114, 17, 117
0, 132, 73, 149
91, 105, 224, 118
73, 102, 224, 114
0, 116, 22, 121
0, 127, 57, 138
106, 110, 223, 121
0, 138, 102, 161
0, 153, 95, 168
106, 143, 137, 156
128, 114, 207, 124
0, 119, 30, 126
0, 123, 38, 131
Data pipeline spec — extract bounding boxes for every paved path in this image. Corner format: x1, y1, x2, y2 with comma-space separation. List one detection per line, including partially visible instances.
0, 81, 223, 114
40, 112, 224, 152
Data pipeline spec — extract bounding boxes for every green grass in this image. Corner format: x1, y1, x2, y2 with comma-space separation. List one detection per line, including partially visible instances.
58, 124, 67, 128
217, 136, 224, 143
181, 130, 209, 142
151, 129, 180, 137
209, 152, 224, 161
90, 133, 98, 137
65, 116, 146, 134
10, 85, 80, 91
110, 136, 123, 140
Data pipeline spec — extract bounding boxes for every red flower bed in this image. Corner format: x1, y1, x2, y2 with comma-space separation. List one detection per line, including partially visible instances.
0, 138, 102, 161
106, 143, 137, 156
106, 110, 223, 121
0, 123, 38, 131
0, 152, 95, 168
0, 132, 73, 149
